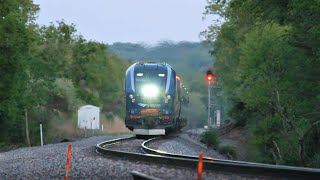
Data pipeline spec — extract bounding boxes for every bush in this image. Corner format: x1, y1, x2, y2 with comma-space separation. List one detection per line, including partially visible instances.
105, 112, 115, 120
200, 128, 220, 149
53, 78, 83, 112
219, 145, 237, 159
310, 153, 320, 168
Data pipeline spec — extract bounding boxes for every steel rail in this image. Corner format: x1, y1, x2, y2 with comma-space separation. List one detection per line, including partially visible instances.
130, 171, 161, 180
96, 136, 320, 179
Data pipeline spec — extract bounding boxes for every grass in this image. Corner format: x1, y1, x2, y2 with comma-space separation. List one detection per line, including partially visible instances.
200, 127, 238, 159
218, 145, 237, 159
200, 128, 220, 149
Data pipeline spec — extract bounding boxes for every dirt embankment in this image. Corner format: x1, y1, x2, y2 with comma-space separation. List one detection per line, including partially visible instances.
101, 116, 131, 133
219, 126, 248, 161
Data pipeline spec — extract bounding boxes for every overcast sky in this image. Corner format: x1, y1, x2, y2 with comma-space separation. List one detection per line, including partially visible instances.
33, 0, 213, 45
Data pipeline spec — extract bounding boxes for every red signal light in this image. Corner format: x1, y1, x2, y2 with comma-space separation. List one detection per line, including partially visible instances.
205, 70, 214, 82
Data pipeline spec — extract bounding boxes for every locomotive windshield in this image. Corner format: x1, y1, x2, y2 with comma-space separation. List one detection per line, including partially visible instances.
134, 70, 167, 98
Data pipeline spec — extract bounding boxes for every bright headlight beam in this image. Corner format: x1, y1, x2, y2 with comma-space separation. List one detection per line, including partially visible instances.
141, 84, 159, 97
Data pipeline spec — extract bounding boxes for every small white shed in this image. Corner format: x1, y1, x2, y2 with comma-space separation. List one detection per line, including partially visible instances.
78, 105, 100, 129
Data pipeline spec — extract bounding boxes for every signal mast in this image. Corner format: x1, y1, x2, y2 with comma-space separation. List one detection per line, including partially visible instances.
205, 70, 214, 127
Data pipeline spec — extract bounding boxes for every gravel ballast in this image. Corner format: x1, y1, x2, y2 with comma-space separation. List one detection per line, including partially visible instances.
0, 134, 266, 179
152, 135, 226, 159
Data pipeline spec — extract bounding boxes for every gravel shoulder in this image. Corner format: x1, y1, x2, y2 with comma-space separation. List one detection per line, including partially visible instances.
0, 135, 129, 179
184, 127, 248, 161
0, 133, 264, 179
149, 135, 226, 159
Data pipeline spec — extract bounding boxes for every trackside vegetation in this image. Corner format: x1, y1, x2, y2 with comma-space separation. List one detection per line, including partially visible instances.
200, 128, 237, 159
0, 0, 127, 147
203, 0, 320, 167
200, 128, 220, 149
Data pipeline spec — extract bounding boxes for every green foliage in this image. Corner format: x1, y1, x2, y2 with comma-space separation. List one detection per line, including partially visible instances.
200, 128, 220, 148
71, 39, 125, 110
0, 1, 127, 146
105, 112, 115, 121
35, 21, 127, 111
204, 0, 320, 167
51, 78, 83, 112
201, 128, 238, 160
218, 145, 237, 159
0, 0, 39, 143
311, 153, 320, 168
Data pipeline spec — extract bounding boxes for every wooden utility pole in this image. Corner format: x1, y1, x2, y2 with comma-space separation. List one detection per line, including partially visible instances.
25, 109, 31, 147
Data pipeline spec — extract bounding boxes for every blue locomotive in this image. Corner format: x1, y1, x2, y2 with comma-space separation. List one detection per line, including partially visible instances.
124, 62, 186, 135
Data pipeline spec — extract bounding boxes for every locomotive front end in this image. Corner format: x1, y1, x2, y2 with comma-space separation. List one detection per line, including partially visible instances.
124, 63, 178, 135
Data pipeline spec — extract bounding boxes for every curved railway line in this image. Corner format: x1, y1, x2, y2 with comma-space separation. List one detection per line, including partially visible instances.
96, 135, 320, 179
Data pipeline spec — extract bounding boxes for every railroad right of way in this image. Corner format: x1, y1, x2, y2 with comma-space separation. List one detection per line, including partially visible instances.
0, 134, 246, 179
97, 135, 320, 180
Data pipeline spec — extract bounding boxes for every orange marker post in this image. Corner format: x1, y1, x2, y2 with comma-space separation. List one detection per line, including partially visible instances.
197, 152, 203, 180
64, 144, 72, 180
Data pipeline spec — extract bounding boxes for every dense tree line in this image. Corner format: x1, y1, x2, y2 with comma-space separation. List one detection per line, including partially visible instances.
203, 0, 320, 167
0, 0, 127, 147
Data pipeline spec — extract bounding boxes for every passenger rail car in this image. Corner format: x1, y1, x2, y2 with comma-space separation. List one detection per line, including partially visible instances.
124, 62, 185, 135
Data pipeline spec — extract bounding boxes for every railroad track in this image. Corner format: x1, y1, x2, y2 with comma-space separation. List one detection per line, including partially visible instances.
96, 135, 320, 179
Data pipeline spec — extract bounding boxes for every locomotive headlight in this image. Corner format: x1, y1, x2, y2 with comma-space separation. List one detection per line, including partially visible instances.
141, 84, 159, 97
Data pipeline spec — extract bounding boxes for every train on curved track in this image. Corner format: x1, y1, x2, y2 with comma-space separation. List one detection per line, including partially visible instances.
124, 62, 188, 135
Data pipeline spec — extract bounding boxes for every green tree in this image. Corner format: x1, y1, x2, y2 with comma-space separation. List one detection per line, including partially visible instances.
204, 0, 320, 167
0, 0, 39, 144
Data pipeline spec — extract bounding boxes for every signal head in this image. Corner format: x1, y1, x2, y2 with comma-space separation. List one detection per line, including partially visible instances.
205, 70, 214, 82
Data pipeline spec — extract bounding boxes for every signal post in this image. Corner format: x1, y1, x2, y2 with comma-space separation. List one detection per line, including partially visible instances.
205, 70, 214, 127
